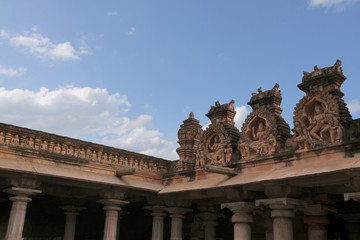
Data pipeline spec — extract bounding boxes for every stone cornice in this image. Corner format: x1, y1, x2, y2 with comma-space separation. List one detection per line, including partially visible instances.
0, 122, 173, 174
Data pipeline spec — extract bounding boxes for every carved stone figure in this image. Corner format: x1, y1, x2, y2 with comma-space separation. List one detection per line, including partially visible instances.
293, 121, 309, 149
0, 132, 4, 144
41, 141, 48, 151
251, 120, 267, 141
12, 135, 19, 146
307, 103, 330, 141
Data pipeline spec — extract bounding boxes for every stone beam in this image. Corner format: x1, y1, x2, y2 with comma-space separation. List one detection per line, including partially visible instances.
204, 166, 238, 175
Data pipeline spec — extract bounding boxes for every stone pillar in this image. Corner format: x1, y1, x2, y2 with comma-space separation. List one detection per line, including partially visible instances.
261, 211, 273, 240
338, 213, 360, 240
61, 206, 85, 240
256, 198, 305, 240
3, 187, 41, 240
198, 212, 222, 240
97, 199, 129, 240
116, 212, 128, 240
166, 207, 193, 240
303, 205, 334, 240
344, 192, 360, 240
145, 206, 166, 240
221, 201, 255, 240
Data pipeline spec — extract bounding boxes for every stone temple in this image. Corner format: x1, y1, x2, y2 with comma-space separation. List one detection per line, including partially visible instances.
1, 60, 360, 240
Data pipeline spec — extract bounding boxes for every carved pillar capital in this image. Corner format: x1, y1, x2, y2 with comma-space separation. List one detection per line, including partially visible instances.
221, 202, 255, 240
221, 201, 255, 214
145, 205, 167, 213
256, 198, 306, 240
344, 192, 360, 202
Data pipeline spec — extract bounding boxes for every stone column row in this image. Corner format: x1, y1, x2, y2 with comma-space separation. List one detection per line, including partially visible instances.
5, 189, 352, 240
2, 187, 129, 240
146, 206, 193, 240
221, 199, 336, 240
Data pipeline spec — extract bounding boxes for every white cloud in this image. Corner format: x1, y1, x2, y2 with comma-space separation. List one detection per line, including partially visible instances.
0, 27, 92, 61
308, 0, 358, 10
0, 86, 177, 159
0, 29, 9, 38
0, 65, 27, 77
234, 105, 250, 129
348, 99, 360, 115
127, 27, 136, 36
107, 11, 118, 16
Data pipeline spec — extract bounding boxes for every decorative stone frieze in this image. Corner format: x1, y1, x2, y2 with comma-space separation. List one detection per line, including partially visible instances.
0, 122, 171, 174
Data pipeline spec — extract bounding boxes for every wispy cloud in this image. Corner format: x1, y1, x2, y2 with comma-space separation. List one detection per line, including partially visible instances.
0, 86, 177, 159
127, 27, 136, 36
78, 39, 92, 56
0, 27, 92, 61
308, 0, 358, 10
0, 65, 27, 77
348, 99, 360, 115
107, 11, 118, 16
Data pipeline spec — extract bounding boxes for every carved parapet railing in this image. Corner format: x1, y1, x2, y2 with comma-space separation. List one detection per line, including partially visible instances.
0, 122, 172, 174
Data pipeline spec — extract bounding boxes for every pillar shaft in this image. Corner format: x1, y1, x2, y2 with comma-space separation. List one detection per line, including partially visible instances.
304, 216, 328, 240
145, 205, 166, 240
234, 223, 251, 240
166, 207, 192, 240
170, 214, 184, 240
103, 206, 120, 240
256, 198, 305, 240
198, 212, 221, 240
63, 212, 78, 240
97, 199, 129, 240
264, 218, 273, 240
203, 221, 217, 240
3, 187, 41, 240
62, 206, 85, 240
303, 204, 334, 240
5, 196, 31, 240
151, 213, 166, 240
273, 216, 293, 240
232, 212, 253, 240
221, 201, 255, 240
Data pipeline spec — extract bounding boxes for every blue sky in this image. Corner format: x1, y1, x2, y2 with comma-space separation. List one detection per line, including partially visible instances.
0, 0, 359, 159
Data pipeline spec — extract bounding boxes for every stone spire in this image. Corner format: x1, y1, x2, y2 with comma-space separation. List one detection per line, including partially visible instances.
176, 112, 203, 171
248, 83, 283, 116
206, 100, 236, 125
293, 59, 352, 149
239, 84, 290, 159
298, 59, 352, 128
